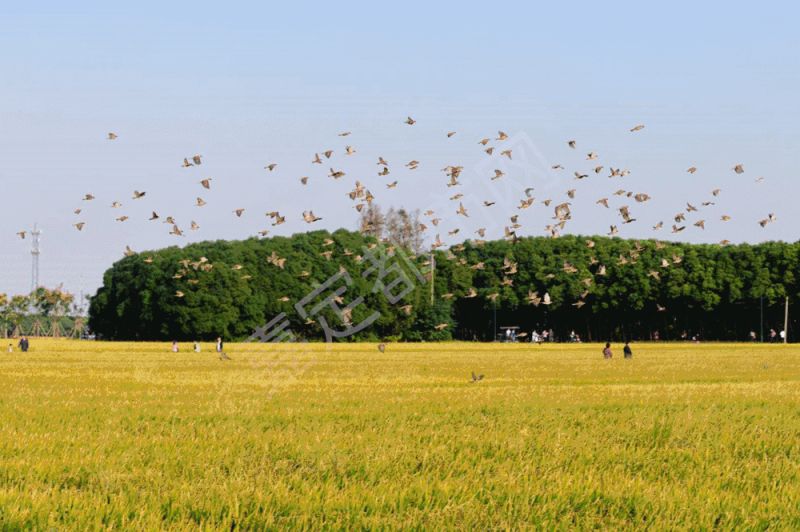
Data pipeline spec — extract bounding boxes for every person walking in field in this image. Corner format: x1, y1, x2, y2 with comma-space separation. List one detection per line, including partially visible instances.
623, 342, 633, 359
193, 341, 201, 353
603, 342, 613, 359
18, 337, 29, 352
216, 337, 231, 361
171, 341, 179, 353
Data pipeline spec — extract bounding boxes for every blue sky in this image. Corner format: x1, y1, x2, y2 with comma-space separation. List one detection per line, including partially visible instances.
1, 1, 798, 299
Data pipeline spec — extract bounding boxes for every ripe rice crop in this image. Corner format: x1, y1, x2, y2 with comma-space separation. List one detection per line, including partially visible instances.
1, 340, 799, 529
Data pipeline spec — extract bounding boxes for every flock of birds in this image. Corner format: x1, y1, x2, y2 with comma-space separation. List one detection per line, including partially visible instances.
13, 118, 779, 337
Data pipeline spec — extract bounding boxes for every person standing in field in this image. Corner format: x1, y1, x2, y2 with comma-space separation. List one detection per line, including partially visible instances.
216, 337, 223, 354
623, 342, 633, 359
18, 337, 29, 352
603, 342, 613, 359
193, 341, 201, 353
171, 341, 179, 353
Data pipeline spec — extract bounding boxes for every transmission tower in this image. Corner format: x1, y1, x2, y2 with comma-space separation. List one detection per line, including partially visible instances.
31, 223, 41, 294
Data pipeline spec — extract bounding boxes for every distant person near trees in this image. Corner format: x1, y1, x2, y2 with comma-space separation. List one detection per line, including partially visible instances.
18, 337, 29, 352
623, 342, 633, 359
603, 343, 613, 359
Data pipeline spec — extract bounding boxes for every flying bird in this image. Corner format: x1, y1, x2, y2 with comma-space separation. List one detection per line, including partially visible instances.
303, 210, 322, 223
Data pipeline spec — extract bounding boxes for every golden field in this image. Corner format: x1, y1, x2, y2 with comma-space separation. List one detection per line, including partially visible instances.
1, 340, 800, 529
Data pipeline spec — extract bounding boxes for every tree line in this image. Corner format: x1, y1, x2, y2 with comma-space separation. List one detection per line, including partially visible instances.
88, 229, 799, 342
0, 287, 77, 337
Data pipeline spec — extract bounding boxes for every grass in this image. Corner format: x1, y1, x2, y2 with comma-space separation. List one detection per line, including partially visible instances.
1, 340, 800, 529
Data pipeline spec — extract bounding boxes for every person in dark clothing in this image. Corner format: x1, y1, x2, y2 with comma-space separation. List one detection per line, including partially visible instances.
603, 342, 612, 359
623, 342, 633, 359
18, 337, 29, 352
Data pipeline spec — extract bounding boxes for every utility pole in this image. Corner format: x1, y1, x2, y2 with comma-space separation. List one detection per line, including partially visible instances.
429, 251, 435, 306
30, 223, 41, 294
493, 301, 497, 342
784, 296, 789, 344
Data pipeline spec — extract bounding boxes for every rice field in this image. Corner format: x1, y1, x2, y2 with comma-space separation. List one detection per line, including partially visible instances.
1, 340, 800, 529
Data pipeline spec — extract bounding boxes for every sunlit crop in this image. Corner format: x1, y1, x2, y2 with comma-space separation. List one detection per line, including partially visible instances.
1, 340, 799, 529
